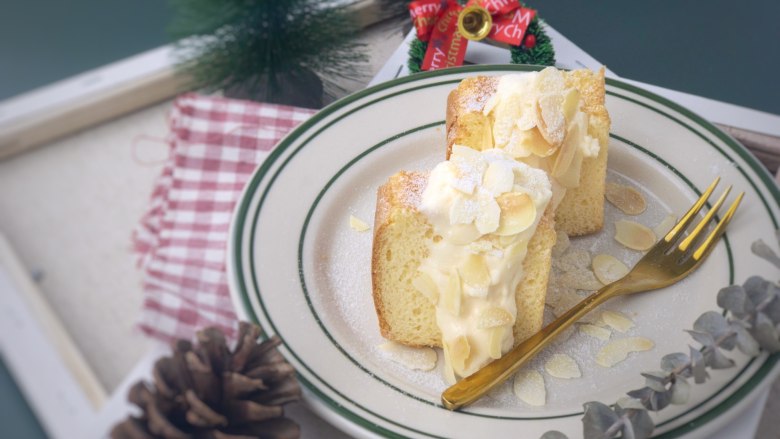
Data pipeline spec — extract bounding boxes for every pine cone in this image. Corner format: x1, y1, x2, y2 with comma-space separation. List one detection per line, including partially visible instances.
111, 323, 301, 439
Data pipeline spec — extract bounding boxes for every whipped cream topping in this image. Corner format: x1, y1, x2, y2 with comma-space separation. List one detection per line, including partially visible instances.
481, 67, 600, 207
416, 146, 552, 381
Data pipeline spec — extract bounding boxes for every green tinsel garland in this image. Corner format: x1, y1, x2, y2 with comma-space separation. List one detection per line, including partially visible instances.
509, 16, 554, 66
408, 2, 555, 73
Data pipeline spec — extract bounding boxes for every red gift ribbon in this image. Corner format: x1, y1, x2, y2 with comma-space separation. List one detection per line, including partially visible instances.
409, 0, 536, 71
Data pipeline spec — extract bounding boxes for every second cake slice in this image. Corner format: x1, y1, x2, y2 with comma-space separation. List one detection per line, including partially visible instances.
446, 67, 611, 236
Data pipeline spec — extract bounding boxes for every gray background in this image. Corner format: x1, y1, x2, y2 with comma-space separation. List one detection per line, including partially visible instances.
1, 1, 779, 114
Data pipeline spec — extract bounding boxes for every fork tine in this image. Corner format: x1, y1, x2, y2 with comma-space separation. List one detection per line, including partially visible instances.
663, 177, 720, 243
693, 192, 744, 261
678, 185, 732, 252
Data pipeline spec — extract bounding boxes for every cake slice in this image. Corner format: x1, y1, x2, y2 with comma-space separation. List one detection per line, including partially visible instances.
371, 147, 556, 379
446, 67, 611, 236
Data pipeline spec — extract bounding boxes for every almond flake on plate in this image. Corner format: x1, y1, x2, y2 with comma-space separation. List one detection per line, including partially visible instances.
605, 182, 647, 215
559, 268, 602, 291
592, 254, 629, 285
349, 215, 370, 232
596, 337, 655, 368
513, 369, 546, 406
614, 220, 656, 251
653, 214, 677, 240
544, 353, 581, 379
378, 342, 438, 371
555, 247, 592, 272
601, 310, 635, 333
579, 323, 611, 341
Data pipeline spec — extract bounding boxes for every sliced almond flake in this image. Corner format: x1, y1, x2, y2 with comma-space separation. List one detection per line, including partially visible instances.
536, 94, 566, 147
482, 161, 515, 195
596, 337, 655, 368
614, 220, 656, 251
653, 215, 677, 240
556, 247, 592, 271
537, 66, 566, 94
605, 182, 647, 215
378, 342, 437, 371
495, 192, 536, 236
441, 270, 462, 316
562, 88, 581, 122
475, 193, 501, 234
551, 230, 570, 257
449, 336, 471, 377
601, 310, 635, 333
523, 127, 557, 157
441, 343, 457, 385
513, 370, 546, 406
349, 215, 370, 232
460, 255, 490, 297
548, 289, 583, 317
478, 307, 514, 329
488, 326, 506, 359
579, 323, 611, 341
467, 240, 494, 254
544, 353, 581, 379
592, 254, 630, 285
559, 268, 602, 291
449, 197, 478, 225
555, 148, 584, 189
551, 131, 576, 179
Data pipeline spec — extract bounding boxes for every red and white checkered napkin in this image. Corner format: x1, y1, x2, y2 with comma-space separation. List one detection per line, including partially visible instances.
132, 93, 316, 342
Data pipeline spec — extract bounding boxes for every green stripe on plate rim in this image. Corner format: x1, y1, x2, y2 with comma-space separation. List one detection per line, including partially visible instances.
231, 65, 779, 438
292, 122, 739, 426
290, 117, 740, 434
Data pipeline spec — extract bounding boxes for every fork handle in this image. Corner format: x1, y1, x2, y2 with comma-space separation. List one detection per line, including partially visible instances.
441, 282, 621, 410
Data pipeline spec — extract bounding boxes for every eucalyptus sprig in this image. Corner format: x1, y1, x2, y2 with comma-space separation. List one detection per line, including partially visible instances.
543, 232, 780, 439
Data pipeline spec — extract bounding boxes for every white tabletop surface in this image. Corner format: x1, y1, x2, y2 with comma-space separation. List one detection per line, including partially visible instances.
0, 16, 777, 439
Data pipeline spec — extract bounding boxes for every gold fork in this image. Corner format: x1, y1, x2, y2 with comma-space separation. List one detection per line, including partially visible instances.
441, 177, 744, 410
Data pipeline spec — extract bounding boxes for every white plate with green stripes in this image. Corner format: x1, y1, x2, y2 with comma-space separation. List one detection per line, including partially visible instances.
227, 65, 779, 438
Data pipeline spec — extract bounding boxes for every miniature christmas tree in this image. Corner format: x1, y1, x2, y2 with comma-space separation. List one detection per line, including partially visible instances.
168, 0, 367, 108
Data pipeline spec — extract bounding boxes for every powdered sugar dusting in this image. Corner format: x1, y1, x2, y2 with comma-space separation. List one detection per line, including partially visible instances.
304, 133, 699, 413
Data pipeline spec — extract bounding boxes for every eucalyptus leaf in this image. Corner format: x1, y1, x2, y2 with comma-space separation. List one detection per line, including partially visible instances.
626, 386, 654, 403
689, 346, 709, 384
693, 312, 734, 350
641, 371, 669, 392
649, 388, 671, 411
660, 353, 691, 376
626, 386, 670, 412
752, 312, 780, 352
731, 321, 760, 356
570, 270, 778, 439
582, 401, 620, 439
716, 285, 753, 317
616, 397, 646, 411
625, 408, 654, 439
761, 291, 780, 324
620, 418, 636, 439
670, 376, 691, 405
685, 330, 715, 348
751, 239, 780, 269
704, 346, 735, 369
540, 431, 569, 439
745, 276, 773, 307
